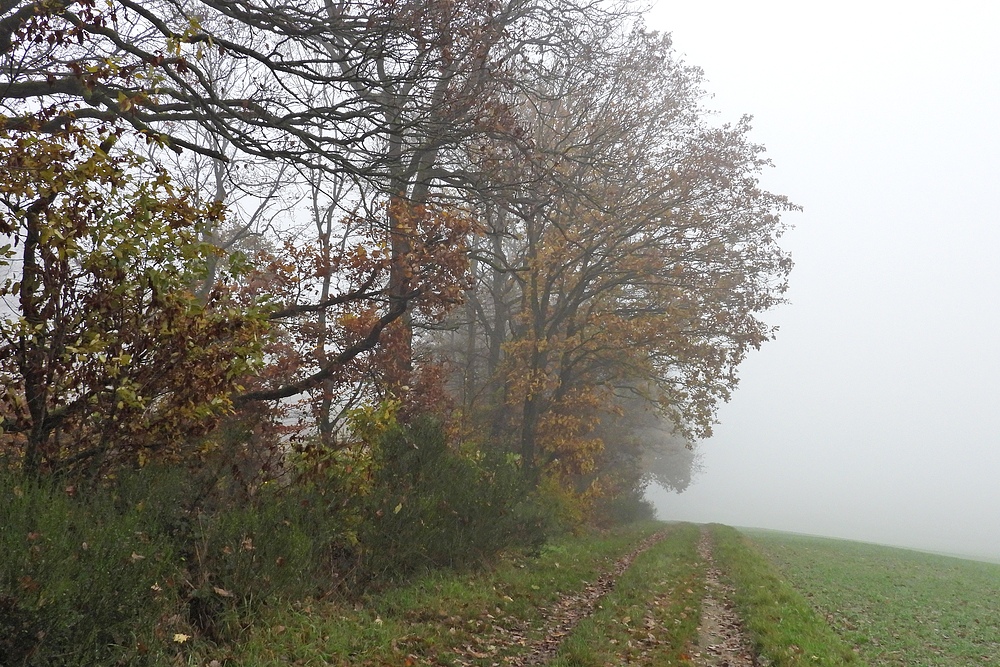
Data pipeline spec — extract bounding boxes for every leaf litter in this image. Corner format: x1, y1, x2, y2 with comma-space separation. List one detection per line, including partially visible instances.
444, 529, 670, 666
439, 527, 769, 666
690, 528, 765, 667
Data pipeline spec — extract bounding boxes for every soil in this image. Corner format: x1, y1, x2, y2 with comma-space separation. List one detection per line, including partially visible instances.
689, 529, 764, 667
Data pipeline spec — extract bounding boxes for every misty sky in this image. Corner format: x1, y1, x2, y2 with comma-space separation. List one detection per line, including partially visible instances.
643, 1, 1000, 559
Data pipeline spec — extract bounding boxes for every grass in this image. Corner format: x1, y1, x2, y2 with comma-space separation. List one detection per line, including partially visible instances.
709, 525, 864, 666
190, 522, 667, 666
744, 529, 1000, 666
167, 522, 1000, 666
550, 522, 704, 667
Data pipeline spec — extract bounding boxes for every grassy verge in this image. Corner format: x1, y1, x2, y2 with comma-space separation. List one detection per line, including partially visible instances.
746, 530, 1000, 667
550, 522, 704, 667
190, 522, 667, 666
709, 525, 864, 666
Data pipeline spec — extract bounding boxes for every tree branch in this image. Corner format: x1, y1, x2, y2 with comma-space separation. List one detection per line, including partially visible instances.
236, 294, 409, 403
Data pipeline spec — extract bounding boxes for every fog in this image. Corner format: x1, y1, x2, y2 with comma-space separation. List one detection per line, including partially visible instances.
645, 1, 1000, 559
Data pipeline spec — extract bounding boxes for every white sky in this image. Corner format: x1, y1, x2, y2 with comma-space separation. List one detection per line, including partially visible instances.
643, 1, 1000, 559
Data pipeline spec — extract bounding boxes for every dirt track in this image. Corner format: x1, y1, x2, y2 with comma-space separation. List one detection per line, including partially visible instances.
455, 526, 763, 666
690, 529, 763, 667
511, 529, 669, 666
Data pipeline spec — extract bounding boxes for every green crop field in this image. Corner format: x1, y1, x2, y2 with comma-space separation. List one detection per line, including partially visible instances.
744, 529, 1000, 666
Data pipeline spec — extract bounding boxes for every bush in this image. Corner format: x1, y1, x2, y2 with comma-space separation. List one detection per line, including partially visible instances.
354, 418, 552, 584
0, 474, 181, 667
0, 419, 563, 661
181, 483, 338, 639
0, 465, 358, 659
590, 486, 658, 527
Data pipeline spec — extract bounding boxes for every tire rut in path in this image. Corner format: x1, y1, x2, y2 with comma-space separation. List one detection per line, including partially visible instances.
690, 528, 764, 667
508, 529, 669, 666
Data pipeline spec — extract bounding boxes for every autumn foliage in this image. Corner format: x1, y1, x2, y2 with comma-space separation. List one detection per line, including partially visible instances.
0, 0, 794, 660
0, 127, 267, 477
450, 29, 794, 515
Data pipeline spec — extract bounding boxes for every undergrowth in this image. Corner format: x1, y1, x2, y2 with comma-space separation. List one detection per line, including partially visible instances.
0, 476, 181, 666
0, 420, 559, 665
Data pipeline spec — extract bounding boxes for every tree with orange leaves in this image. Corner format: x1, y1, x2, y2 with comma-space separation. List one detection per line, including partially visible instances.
448, 28, 795, 504
233, 198, 474, 432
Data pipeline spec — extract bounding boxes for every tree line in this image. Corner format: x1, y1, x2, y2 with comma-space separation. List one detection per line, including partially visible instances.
0, 0, 795, 658
0, 0, 792, 523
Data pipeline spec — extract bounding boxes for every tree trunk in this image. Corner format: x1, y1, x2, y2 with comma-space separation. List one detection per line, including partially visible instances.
20, 201, 51, 476
383, 194, 415, 392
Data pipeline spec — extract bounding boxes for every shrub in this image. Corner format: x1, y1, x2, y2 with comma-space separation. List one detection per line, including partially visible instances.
354, 418, 552, 584
0, 418, 564, 660
0, 465, 357, 658
0, 473, 181, 667
590, 486, 657, 527
181, 483, 336, 639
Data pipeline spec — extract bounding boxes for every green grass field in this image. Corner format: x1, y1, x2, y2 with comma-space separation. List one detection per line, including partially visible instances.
744, 529, 1000, 666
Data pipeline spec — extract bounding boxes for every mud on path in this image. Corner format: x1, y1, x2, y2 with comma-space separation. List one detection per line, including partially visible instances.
690, 529, 764, 667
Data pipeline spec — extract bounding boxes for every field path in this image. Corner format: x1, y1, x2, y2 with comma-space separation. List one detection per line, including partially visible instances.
690, 529, 762, 667
507, 529, 669, 666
